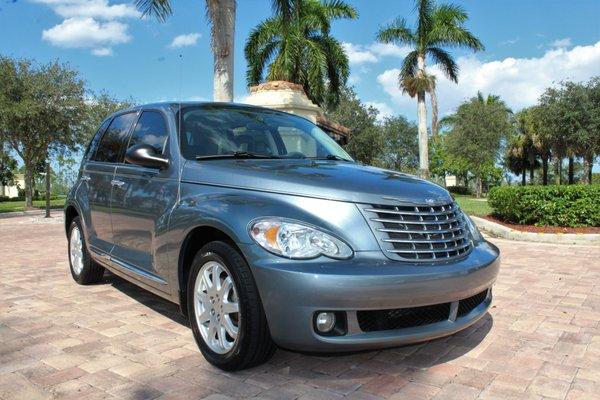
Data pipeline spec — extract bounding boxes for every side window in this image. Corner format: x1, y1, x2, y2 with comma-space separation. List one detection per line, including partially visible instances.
83, 118, 111, 161
127, 111, 169, 154
94, 112, 137, 163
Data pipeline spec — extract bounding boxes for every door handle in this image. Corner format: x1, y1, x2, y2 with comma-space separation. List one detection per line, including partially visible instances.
81, 174, 91, 182
111, 179, 125, 188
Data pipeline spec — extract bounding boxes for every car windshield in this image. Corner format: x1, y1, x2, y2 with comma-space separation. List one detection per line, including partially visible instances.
179, 106, 353, 162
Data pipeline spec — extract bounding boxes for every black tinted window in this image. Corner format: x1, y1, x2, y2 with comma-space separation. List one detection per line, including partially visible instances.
94, 112, 137, 163
127, 111, 168, 154
84, 118, 111, 161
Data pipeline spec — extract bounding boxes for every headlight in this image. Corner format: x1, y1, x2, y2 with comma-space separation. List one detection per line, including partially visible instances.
462, 213, 484, 243
249, 218, 353, 259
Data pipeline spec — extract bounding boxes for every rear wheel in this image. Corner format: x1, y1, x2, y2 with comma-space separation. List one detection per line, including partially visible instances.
187, 241, 276, 370
68, 217, 104, 284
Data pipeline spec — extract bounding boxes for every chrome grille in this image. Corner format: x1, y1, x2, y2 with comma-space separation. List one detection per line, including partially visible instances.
363, 202, 472, 262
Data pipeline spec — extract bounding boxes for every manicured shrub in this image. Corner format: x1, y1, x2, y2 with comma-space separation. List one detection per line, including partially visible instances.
447, 185, 472, 196
488, 185, 600, 227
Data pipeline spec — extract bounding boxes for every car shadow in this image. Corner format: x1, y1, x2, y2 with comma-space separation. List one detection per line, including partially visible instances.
103, 269, 493, 379
103, 271, 190, 327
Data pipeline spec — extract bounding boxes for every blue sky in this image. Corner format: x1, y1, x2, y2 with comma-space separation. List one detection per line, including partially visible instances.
1, 0, 599, 122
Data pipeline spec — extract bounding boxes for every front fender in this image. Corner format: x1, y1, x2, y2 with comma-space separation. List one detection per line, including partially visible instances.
164, 183, 380, 302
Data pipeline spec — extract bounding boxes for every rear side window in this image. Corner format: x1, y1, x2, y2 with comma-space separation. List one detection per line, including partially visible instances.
94, 112, 137, 163
127, 111, 169, 154
83, 118, 111, 161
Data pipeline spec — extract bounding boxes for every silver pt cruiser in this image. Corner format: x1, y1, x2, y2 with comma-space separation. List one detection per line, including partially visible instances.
65, 102, 500, 370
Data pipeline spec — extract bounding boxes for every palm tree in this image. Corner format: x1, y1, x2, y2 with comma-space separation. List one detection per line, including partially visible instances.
376, 0, 484, 179
136, 0, 236, 102
244, 0, 357, 106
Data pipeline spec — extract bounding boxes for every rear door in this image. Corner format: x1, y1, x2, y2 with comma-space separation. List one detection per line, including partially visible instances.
110, 110, 177, 284
84, 112, 138, 257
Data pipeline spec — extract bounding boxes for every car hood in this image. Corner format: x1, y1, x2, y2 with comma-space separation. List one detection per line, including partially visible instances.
182, 159, 452, 206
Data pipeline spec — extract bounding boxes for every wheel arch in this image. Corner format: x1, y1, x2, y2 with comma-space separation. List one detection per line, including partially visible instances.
177, 225, 245, 317
64, 203, 80, 237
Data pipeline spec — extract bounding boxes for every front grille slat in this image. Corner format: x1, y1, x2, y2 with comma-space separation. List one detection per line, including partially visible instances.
364, 201, 472, 262
387, 241, 471, 254
370, 216, 461, 225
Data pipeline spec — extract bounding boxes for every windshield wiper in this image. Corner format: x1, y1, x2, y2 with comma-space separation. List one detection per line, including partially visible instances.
195, 151, 280, 160
308, 154, 354, 162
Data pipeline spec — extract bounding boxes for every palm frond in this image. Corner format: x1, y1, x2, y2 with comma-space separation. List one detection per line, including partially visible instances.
400, 50, 419, 79
415, 0, 435, 46
271, 0, 295, 23
321, 0, 358, 20
427, 47, 458, 82
427, 7, 484, 52
135, 0, 172, 22
376, 17, 415, 45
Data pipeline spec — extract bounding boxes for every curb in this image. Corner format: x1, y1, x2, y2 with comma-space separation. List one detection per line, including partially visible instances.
0, 209, 55, 219
471, 216, 600, 246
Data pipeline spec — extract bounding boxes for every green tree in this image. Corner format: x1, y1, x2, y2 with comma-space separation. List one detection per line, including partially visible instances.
377, 116, 419, 172
0, 57, 87, 209
83, 91, 135, 144
376, 0, 483, 179
443, 94, 512, 197
136, 0, 236, 101
0, 142, 16, 187
245, 0, 357, 106
323, 86, 382, 164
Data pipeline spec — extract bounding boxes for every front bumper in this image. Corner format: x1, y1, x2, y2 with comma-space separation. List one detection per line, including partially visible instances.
240, 240, 500, 352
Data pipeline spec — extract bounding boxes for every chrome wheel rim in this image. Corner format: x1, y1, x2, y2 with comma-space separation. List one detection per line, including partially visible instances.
193, 261, 240, 354
69, 226, 84, 275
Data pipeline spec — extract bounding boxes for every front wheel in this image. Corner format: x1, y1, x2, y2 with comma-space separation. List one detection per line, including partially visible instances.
187, 241, 276, 370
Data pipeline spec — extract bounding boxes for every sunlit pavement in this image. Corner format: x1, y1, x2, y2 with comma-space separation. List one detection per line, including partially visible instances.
1, 214, 599, 400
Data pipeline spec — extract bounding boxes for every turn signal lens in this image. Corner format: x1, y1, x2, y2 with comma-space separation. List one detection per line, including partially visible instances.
249, 218, 353, 259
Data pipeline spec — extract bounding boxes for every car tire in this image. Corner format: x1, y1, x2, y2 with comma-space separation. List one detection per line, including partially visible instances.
187, 241, 276, 371
68, 216, 104, 285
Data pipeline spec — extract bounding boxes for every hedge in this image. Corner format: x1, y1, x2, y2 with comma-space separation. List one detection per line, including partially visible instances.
488, 185, 600, 227
447, 185, 472, 196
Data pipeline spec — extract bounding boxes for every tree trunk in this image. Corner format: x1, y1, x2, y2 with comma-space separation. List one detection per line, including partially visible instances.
476, 175, 483, 198
542, 156, 548, 185
568, 156, 574, 184
45, 161, 51, 218
529, 166, 534, 184
521, 167, 526, 186
553, 157, 561, 185
429, 87, 438, 136
207, 0, 236, 102
585, 154, 593, 184
416, 54, 429, 179
24, 162, 34, 209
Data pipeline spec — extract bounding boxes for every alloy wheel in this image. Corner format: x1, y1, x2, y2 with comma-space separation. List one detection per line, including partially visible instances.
69, 226, 84, 275
194, 261, 240, 354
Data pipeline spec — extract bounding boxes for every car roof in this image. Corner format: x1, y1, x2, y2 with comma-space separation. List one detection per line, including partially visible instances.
112, 102, 289, 117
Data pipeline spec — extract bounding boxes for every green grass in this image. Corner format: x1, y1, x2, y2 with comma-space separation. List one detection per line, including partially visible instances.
0, 197, 66, 213
454, 195, 491, 217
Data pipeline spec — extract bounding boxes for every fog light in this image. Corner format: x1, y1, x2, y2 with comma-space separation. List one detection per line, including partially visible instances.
315, 312, 336, 333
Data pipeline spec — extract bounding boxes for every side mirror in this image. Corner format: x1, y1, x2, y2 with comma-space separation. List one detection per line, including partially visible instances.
125, 144, 169, 170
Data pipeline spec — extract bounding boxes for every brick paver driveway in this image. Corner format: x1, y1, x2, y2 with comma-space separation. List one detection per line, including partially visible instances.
1, 215, 599, 400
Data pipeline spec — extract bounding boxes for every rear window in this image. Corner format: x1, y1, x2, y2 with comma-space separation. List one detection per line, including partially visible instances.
83, 118, 111, 161
94, 112, 137, 163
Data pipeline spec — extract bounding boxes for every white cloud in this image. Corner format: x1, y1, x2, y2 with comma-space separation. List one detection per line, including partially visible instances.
35, 0, 137, 55
365, 101, 394, 122
42, 17, 130, 48
377, 41, 600, 118
500, 37, 520, 46
550, 37, 572, 48
34, 0, 139, 19
342, 42, 378, 64
91, 47, 112, 56
168, 33, 202, 49
342, 42, 410, 65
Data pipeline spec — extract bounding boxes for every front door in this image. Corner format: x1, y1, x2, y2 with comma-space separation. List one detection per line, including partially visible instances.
110, 111, 176, 283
